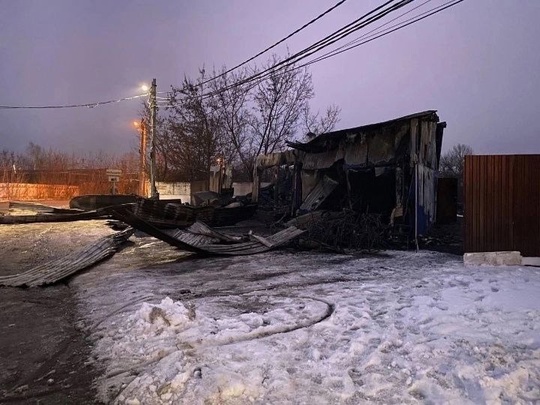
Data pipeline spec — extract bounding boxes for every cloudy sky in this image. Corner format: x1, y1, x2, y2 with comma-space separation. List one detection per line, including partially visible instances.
1, 0, 539, 156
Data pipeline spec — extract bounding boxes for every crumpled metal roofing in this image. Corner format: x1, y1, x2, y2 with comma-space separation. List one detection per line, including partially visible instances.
0, 228, 133, 287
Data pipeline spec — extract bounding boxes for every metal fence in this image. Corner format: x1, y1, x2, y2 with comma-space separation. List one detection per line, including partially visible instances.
464, 155, 540, 257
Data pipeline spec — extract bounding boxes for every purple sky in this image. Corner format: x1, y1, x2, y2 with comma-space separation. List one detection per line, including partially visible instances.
1, 0, 539, 156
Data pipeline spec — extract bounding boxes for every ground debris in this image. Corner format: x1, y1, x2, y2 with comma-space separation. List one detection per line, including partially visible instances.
286, 209, 388, 252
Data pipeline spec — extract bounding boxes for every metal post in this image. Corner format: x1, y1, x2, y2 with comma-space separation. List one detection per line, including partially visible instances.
149, 78, 159, 199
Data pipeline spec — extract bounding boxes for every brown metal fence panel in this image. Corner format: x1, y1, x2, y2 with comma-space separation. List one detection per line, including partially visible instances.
464, 155, 540, 256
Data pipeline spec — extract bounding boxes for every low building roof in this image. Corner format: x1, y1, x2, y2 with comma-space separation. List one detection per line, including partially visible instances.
288, 110, 439, 153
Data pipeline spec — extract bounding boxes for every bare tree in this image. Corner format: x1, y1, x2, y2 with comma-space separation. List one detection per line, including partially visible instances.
162, 55, 342, 182
207, 66, 253, 175
302, 104, 341, 140
250, 56, 314, 160
439, 143, 474, 178
167, 70, 223, 182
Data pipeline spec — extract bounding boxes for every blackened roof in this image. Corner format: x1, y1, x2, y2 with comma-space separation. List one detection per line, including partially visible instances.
288, 110, 439, 153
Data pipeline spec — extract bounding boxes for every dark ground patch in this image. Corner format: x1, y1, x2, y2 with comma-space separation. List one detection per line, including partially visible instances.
0, 285, 100, 404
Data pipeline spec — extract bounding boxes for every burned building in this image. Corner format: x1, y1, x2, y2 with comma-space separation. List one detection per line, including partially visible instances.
252, 111, 445, 235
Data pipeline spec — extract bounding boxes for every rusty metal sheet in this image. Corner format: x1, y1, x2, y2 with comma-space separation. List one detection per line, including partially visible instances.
133, 198, 214, 228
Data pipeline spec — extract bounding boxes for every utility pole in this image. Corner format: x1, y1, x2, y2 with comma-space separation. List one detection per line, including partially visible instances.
138, 118, 147, 197
149, 78, 159, 199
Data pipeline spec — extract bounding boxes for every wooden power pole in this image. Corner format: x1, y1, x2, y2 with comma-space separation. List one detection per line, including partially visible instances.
138, 118, 147, 196
149, 78, 159, 199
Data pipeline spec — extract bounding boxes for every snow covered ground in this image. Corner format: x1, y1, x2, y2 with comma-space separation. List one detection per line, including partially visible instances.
72, 236, 540, 404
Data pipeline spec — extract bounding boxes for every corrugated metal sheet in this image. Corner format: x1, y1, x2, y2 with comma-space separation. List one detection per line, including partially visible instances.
172, 231, 218, 246
113, 210, 305, 256
299, 175, 339, 212
132, 198, 256, 228
183, 221, 243, 243
0, 229, 133, 287
464, 155, 540, 257
190, 226, 305, 256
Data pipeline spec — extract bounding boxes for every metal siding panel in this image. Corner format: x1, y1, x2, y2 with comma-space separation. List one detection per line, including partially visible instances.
464, 155, 540, 256
464, 156, 471, 252
512, 155, 540, 256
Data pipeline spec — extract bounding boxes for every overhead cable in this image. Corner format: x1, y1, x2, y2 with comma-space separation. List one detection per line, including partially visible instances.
197, 0, 349, 86
0, 93, 148, 110
197, 0, 412, 100
301, 0, 464, 67
194, 0, 465, 101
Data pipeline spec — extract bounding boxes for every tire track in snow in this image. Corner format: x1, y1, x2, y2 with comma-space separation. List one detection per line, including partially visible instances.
196, 295, 335, 348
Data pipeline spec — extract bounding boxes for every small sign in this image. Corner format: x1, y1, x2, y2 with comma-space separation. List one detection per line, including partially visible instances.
106, 168, 122, 176
108, 176, 120, 183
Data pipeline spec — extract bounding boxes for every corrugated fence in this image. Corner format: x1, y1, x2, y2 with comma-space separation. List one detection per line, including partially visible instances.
0, 183, 80, 200
464, 155, 540, 257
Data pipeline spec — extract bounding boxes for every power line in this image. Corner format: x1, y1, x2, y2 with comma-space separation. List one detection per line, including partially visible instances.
194, 0, 464, 101
0, 93, 148, 110
197, 0, 412, 100
169, 0, 402, 103
197, 0, 349, 87
311, 0, 436, 61
0, 1, 350, 110
301, 0, 464, 68
1, 0, 465, 110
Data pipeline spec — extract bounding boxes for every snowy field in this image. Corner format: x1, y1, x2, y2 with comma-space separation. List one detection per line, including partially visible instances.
72, 235, 540, 404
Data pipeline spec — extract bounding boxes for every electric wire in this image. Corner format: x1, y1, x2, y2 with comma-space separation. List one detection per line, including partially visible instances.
309, 0, 435, 62
0, 93, 149, 110
301, 0, 464, 68
0, 1, 412, 109
196, 0, 413, 100
197, 0, 350, 87
0, 0, 465, 110
195, 0, 463, 101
